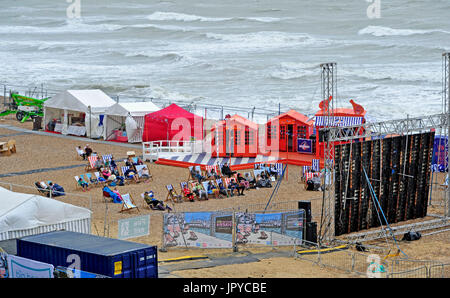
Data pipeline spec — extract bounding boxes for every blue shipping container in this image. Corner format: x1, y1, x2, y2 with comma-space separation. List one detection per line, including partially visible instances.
16, 231, 157, 278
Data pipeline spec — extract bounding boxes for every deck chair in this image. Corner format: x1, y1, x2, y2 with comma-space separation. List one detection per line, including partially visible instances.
165, 184, 183, 203
216, 178, 232, 197
204, 165, 219, 179
35, 181, 50, 196
121, 166, 136, 184
0, 140, 15, 156
94, 172, 108, 185
102, 154, 112, 164
85, 156, 98, 172
187, 165, 202, 180
85, 173, 98, 187
179, 182, 194, 202
120, 193, 139, 213
75, 147, 84, 160
135, 164, 152, 182
201, 181, 218, 198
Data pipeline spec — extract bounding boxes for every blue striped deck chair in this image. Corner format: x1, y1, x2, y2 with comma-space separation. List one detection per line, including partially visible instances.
312, 159, 320, 172
102, 154, 112, 164
271, 163, 284, 177
121, 166, 135, 183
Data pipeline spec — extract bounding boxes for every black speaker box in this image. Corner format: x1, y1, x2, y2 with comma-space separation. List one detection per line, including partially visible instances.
298, 200, 312, 223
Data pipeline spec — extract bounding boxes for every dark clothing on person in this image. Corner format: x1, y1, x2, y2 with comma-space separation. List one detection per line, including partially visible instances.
221, 164, 236, 178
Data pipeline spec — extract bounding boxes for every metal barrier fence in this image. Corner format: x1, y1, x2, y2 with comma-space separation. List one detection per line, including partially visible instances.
295, 240, 447, 278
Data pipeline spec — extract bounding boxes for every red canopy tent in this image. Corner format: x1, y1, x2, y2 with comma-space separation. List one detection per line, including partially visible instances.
142, 103, 203, 143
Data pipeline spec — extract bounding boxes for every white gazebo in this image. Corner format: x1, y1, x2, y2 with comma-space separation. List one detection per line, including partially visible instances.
43, 89, 117, 138
104, 101, 160, 143
0, 186, 92, 242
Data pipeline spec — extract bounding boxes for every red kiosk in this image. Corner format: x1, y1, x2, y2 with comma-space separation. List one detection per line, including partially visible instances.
314, 98, 366, 158
265, 109, 314, 153
211, 114, 258, 158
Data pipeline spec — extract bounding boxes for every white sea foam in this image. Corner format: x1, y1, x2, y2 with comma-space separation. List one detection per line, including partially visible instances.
147, 11, 231, 22
205, 31, 328, 48
358, 26, 450, 37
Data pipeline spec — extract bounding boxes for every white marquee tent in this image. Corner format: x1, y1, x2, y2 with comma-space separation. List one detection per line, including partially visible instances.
0, 187, 92, 241
43, 89, 117, 139
104, 101, 160, 143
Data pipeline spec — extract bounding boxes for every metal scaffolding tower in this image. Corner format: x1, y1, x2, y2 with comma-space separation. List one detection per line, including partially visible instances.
443, 52, 450, 217
317, 53, 450, 243
318, 62, 337, 243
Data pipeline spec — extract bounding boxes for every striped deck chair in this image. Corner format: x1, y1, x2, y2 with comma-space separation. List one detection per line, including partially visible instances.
121, 166, 136, 183
120, 194, 139, 213
271, 163, 284, 177
204, 165, 219, 180
85, 156, 98, 172
102, 154, 112, 165
305, 172, 314, 181
166, 184, 182, 203
312, 159, 320, 172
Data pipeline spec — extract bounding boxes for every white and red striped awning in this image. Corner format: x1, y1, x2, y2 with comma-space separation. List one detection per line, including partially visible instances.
315, 116, 364, 127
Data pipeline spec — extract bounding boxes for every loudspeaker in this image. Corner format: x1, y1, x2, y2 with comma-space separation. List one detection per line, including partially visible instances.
305, 222, 317, 244
298, 201, 312, 223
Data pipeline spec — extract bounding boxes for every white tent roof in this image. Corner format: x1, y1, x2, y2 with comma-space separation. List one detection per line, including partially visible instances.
0, 187, 92, 241
106, 101, 161, 117
44, 89, 117, 114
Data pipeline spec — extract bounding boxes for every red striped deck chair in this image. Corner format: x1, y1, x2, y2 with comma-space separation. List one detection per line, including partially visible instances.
85, 156, 98, 172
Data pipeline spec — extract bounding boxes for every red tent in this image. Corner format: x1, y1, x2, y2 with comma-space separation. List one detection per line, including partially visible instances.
142, 103, 203, 143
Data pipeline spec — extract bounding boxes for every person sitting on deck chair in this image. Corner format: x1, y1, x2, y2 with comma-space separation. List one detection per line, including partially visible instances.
140, 166, 151, 183
109, 156, 117, 171
144, 191, 172, 211
94, 156, 104, 171
192, 182, 208, 200
221, 163, 236, 178
124, 167, 139, 183
35, 181, 51, 197
125, 157, 135, 169
84, 144, 93, 159
237, 173, 250, 190
230, 178, 245, 196
207, 168, 220, 180
102, 168, 112, 180
194, 170, 205, 183
48, 182, 65, 197
244, 172, 257, 189
77, 177, 89, 192
218, 182, 231, 197
112, 188, 124, 202
182, 185, 195, 202
207, 181, 221, 198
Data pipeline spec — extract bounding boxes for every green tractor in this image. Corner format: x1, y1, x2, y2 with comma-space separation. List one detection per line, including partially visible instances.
0, 93, 49, 123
